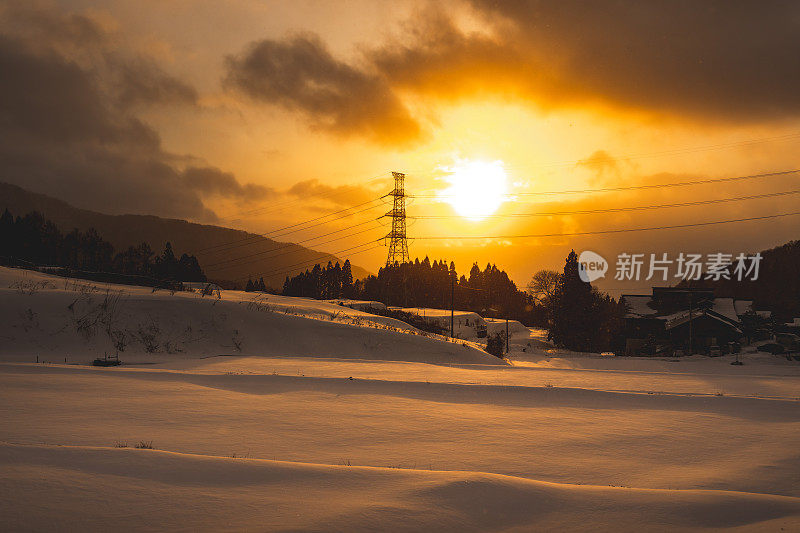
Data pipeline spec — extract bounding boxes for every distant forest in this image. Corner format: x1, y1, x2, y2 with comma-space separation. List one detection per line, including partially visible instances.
0, 209, 206, 283
279, 258, 547, 326
278, 253, 627, 351
679, 239, 800, 320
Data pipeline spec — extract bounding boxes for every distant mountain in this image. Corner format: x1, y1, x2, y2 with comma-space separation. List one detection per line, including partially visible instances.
0, 181, 371, 288
678, 239, 800, 320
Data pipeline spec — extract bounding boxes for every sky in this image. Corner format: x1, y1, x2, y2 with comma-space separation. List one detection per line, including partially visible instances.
2, 0, 799, 293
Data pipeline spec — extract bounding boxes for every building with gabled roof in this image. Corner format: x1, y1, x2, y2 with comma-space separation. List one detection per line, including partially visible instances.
619, 287, 759, 356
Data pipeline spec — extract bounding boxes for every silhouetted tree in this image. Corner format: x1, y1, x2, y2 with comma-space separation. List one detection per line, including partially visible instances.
548, 250, 624, 352
342, 259, 354, 298
548, 251, 594, 351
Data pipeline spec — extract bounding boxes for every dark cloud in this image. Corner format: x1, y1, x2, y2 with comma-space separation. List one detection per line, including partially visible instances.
227, 2, 800, 145
3, 5, 108, 48
110, 55, 198, 107
0, 31, 258, 222
183, 166, 274, 199
224, 34, 423, 145
3, 4, 197, 108
456, 0, 800, 120
369, 12, 532, 102
0, 34, 135, 145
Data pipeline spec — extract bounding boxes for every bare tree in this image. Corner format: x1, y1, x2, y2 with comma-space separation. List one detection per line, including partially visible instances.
526, 270, 561, 304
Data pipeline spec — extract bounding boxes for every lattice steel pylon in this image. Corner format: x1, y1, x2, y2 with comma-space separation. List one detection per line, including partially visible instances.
385, 171, 410, 266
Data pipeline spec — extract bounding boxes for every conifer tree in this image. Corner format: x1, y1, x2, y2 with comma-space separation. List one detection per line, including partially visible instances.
548, 250, 596, 351
342, 259, 354, 297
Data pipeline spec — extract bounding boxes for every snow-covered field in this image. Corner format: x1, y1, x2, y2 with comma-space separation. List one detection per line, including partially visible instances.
1, 266, 799, 531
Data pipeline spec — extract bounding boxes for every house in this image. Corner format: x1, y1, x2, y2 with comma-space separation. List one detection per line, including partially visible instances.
619, 287, 760, 356
390, 307, 488, 338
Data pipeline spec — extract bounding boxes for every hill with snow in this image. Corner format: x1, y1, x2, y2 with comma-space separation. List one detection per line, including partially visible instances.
0, 181, 371, 287
0, 266, 497, 365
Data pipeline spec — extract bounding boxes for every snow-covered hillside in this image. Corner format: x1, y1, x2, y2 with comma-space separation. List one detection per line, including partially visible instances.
2, 266, 800, 531
0, 267, 499, 365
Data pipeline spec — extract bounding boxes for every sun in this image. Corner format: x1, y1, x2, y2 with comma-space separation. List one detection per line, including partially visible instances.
439, 159, 509, 221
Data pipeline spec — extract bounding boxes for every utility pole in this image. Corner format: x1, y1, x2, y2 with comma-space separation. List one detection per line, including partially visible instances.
506, 317, 509, 354
688, 291, 693, 355
450, 275, 454, 338
385, 172, 410, 266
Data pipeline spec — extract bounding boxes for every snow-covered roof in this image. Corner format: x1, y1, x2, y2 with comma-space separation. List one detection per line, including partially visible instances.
620, 295, 658, 318
664, 309, 742, 333
712, 298, 739, 322
622, 293, 747, 324
733, 300, 753, 316
485, 318, 529, 335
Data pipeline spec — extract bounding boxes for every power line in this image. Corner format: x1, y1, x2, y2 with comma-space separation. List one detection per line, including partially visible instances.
411, 211, 800, 240
214, 172, 390, 224
196, 196, 387, 255
410, 168, 800, 198
207, 169, 796, 258
205, 220, 386, 270
408, 189, 800, 219
209, 172, 402, 282
235, 240, 383, 283
267, 201, 386, 240
207, 199, 387, 257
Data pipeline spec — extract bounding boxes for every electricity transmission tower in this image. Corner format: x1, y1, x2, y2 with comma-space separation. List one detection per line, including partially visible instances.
385, 171, 410, 265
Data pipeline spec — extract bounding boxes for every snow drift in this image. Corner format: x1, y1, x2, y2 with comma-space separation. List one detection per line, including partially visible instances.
2, 443, 798, 532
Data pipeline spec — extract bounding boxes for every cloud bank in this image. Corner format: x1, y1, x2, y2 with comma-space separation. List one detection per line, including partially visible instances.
0, 5, 271, 221
225, 1, 800, 146
224, 35, 423, 146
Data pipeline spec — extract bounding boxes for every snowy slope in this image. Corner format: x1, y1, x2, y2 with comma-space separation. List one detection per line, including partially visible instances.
3, 266, 800, 531
0, 267, 499, 365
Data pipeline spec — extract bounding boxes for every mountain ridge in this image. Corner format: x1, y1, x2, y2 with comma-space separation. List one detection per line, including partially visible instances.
0, 181, 372, 288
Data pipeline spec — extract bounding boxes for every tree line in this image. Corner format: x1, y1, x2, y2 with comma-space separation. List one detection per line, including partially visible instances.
281, 257, 545, 325
0, 209, 206, 282
279, 252, 626, 352
278, 260, 355, 298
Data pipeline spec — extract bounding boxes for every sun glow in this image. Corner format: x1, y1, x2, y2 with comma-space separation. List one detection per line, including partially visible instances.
439, 159, 509, 221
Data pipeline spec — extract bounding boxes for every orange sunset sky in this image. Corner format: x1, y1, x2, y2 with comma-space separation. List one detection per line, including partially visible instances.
2, 0, 799, 293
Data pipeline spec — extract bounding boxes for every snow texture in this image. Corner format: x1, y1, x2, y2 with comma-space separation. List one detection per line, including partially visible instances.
2, 266, 799, 531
